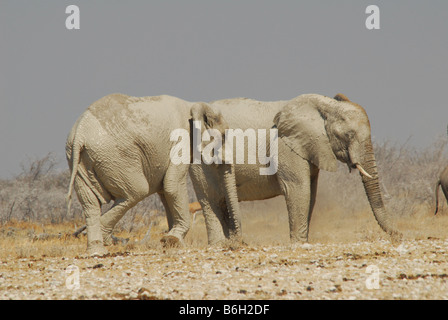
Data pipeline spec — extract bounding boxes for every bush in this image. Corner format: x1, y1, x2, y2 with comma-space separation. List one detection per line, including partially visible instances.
1, 136, 447, 228
0, 153, 75, 223
316, 135, 448, 217
0, 152, 197, 231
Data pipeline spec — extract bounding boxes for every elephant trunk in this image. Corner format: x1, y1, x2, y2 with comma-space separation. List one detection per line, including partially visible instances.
359, 142, 402, 241
223, 163, 242, 241
434, 180, 441, 215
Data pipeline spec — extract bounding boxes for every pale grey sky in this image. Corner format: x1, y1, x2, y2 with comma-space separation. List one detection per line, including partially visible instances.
1, 0, 447, 178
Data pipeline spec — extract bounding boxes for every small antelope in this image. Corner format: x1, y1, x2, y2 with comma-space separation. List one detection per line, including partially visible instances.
189, 201, 203, 225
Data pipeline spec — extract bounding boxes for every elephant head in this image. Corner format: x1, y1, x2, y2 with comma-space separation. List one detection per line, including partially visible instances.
190, 103, 242, 240
274, 93, 401, 241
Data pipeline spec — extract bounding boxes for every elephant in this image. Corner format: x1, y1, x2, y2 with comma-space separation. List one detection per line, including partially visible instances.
66, 93, 240, 255
189, 93, 402, 245
434, 165, 448, 215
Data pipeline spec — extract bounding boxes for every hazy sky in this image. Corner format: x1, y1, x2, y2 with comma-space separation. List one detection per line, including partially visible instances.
1, 1, 447, 178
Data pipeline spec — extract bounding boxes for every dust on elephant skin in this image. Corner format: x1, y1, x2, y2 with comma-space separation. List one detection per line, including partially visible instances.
191, 93, 401, 245
66, 94, 239, 255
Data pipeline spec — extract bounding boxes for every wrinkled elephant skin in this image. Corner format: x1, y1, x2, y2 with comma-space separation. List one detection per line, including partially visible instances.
190, 93, 402, 245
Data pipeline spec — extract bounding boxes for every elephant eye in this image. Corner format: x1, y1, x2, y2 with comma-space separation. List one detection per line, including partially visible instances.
346, 131, 355, 139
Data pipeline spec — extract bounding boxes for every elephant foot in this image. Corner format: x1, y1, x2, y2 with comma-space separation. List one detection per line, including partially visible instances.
225, 238, 246, 250
160, 235, 182, 248
290, 234, 309, 244
206, 233, 228, 247
87, 240, 108, 257
102, 235, 113, 246
289, 236, 310, 250
290, 242, 313, 250
225, 235, 245, 249
102, 229, 129, 247
111, 235, 130, 246
206, 237, 246, 250
101, 226, 115, 246
389, 230, 403, 245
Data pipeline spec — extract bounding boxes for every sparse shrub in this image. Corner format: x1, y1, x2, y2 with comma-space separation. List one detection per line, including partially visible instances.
0, 137, 446, 229
317, 135, 448, 217
0, 152, 197, 233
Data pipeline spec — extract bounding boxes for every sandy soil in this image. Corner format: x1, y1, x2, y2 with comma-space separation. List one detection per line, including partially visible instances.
1, 238, 448, 300
1, 199, 448, 301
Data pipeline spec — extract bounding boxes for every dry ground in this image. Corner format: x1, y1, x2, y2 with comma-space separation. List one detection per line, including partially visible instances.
1, 197, 448, 300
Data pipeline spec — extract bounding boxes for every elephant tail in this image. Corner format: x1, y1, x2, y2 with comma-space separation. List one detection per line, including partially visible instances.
66, 121, 85, 216
435, 179, 441, 215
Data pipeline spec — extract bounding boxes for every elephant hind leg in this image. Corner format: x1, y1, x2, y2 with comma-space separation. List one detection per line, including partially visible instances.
160, 164, 191, 246
158, 192, 174, 230
99, 199, 138, 245
74, 175, 108, 256
99, 176, 149, 245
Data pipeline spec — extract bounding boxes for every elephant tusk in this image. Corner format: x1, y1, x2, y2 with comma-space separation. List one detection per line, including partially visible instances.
356, 164, 373, 179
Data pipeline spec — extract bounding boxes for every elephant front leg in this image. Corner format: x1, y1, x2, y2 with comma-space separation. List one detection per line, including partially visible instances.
307, 167, 320, 223
189, 165, 228, 245
277, 159, 312, 242
283, 181, 311, 242
201, 201, 229, 245
277, 143, 314, 243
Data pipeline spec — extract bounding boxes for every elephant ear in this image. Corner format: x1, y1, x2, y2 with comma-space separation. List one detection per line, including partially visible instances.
274, 101, 338, 172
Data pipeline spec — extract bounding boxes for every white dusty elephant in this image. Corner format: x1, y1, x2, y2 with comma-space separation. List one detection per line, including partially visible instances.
66, 94, 240, 255
434, 165, 448, 215
189, 93, 402, 245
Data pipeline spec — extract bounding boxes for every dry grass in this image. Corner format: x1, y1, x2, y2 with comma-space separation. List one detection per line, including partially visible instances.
0, 137, 447, 260
2, 197, 448, 261
0, 216, 171, 260
0, 220, 84, 259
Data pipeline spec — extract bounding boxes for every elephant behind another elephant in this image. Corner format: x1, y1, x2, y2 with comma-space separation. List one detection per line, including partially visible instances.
190, 93, 402, 245
434, 165, 448, 214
